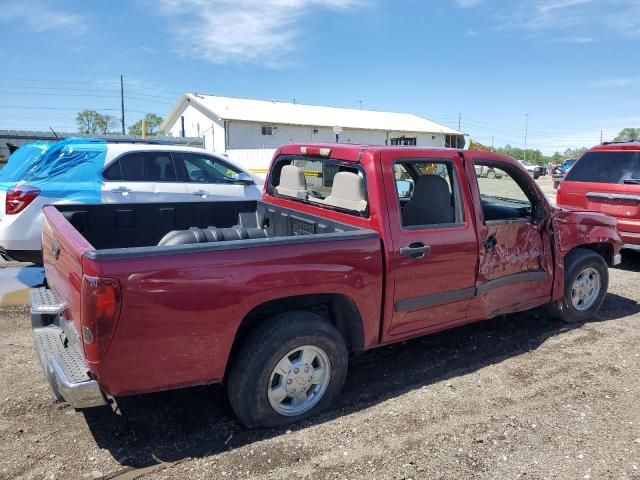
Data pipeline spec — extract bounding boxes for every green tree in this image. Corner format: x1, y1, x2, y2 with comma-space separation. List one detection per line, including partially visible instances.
613, 128, 640, 142
495, 145, 545, 164
76, 109, 113, 135
128, 113, 164, 136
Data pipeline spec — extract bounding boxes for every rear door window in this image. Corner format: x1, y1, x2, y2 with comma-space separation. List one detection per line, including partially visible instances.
393, 160, 460, 228
565, 151, 640, 184
105, 152, 178, 182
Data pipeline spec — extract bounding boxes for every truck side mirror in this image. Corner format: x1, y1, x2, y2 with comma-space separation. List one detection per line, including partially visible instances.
396, 180, 414, 199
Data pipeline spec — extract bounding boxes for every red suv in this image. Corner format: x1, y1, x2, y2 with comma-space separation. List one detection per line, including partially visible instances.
557, 141, 640, 250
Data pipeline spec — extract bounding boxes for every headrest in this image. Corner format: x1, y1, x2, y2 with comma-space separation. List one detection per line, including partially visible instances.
276, 165, 307, 199
411, 175, 451, 206
324, 171, 368, 212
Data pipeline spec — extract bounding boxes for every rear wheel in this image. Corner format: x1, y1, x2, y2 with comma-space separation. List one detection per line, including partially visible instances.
227, 310, 348, 428
547, 248, 608, 323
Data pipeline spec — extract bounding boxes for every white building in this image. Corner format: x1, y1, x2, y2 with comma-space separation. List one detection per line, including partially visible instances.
160, 94, 465, 174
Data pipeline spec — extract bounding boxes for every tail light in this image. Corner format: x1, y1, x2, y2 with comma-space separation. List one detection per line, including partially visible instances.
81, 275, 122, 362
6, 185, 40, 215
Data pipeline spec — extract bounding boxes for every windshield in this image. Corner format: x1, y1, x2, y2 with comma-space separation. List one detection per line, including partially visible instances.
564, 151, 640, 184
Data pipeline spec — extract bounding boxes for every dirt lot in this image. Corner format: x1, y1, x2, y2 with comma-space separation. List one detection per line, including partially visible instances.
2, 177, 640, 480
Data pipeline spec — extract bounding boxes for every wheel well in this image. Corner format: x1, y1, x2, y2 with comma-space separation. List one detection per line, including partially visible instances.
573, 243, 613, 265
227, 294, 365, 373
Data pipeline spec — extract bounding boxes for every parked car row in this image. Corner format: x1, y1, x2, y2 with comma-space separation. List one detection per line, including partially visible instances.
519, 159, 545, 179
29, 142, 621, 428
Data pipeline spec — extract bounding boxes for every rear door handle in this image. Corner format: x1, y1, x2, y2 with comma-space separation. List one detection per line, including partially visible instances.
400, 242, 431, 259
192, 190, 208, 197
111, 187, 131, 195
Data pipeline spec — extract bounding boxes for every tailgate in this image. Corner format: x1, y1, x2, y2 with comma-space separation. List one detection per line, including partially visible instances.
560, 181, 640, 221
41, 205, 95, 334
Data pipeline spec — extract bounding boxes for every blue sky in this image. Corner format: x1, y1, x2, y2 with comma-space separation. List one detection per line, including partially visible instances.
0, 0, 638, 154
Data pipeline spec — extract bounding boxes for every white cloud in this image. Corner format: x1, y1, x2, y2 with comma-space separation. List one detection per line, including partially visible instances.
454, 0, 482, 6
454, 0, 640, 41
1, 0, 88, 35
153, 0, 366, 66
592, 77, 640, 88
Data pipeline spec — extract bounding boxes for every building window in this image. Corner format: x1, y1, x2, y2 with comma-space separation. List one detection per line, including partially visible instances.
261, 126, 273, 136
390, 136, 417, 146
445, 135, 465, 149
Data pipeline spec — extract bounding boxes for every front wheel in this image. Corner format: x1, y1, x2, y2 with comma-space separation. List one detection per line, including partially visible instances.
547, 248, 608, 323
227, 311, 348, 428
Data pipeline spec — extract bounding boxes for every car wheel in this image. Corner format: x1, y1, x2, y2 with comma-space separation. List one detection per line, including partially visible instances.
227, 310, 348, 428
547, 248, 608, 323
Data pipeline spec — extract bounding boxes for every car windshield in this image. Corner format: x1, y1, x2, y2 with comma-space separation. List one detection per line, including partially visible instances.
564, 151, 640, 184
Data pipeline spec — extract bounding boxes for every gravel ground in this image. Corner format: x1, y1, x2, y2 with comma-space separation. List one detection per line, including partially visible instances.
1, 251, 639, 479
2, 176, 639, 479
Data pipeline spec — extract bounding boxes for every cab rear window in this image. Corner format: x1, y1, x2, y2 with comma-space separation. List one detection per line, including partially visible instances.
269, 156, 369, 217
565, 151, 640, 184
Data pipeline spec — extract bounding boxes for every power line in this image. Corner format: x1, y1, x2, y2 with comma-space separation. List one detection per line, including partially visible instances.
0, 77, 121, 86
125, 94, 175, 105
0, 91, 121, 99
0, 105, 122, 111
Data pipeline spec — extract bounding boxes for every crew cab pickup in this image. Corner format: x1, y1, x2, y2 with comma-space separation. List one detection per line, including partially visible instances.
31, 144, 622, 428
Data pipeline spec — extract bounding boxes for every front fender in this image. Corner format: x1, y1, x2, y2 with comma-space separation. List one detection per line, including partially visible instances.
551, 209, 622, 300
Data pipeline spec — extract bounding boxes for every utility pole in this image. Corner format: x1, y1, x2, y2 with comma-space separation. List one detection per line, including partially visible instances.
458, 112, 462, 132
358, 100, 363, 110
120, 74, 125, 135
491, 136, 494, 152
524, 113, 529, 162
600, 129, 603, 145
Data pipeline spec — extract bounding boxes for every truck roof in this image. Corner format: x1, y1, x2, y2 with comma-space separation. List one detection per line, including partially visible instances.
278, 143, 518, 166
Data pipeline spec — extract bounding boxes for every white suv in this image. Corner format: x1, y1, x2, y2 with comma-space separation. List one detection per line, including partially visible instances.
0, 140, 262, 263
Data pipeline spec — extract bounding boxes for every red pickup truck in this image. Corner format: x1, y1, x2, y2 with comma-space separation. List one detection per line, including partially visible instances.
31, 144, 622, 428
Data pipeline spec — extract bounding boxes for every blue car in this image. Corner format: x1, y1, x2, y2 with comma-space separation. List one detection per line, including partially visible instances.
553, 158, 578, 189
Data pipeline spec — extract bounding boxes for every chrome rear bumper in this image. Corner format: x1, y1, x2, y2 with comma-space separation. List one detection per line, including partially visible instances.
30, 287, 107, 409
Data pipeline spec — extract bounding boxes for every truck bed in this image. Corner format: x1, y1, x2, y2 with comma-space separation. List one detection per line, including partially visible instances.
40, 201, 383, 397
53, 200, 374, 258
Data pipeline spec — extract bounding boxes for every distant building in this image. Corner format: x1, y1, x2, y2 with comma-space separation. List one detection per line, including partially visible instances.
0, 130, 204, 162
160, 94, 465, 174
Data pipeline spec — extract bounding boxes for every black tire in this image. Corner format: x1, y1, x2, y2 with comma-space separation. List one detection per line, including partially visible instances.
227, 310, 348, 428
547, 248, 608, 323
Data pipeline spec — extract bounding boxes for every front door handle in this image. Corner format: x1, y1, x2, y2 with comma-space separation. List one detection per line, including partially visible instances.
400, 242, 431, 259
111, 187, 131, 195
192, 190, 208, 197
